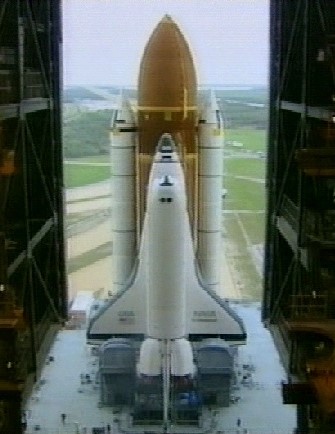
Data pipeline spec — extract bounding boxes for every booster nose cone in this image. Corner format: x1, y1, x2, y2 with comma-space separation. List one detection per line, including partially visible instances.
162, 14, 173, 22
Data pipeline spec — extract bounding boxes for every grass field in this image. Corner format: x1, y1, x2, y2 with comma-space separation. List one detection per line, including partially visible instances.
222, 128, 266, 299
225, 128, 266, 152
67, 155, 110, 163
64, 163, 110, 188
224, 176, 265, 210
238, 212, 266, 244
224, 158, 266, 179
224, 215, 264, 299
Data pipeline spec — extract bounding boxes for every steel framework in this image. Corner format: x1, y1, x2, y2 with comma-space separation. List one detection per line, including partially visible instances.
263, 1, 335, 432
0, 1, 66, 432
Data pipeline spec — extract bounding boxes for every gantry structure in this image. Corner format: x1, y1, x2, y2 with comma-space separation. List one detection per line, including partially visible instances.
0, 1, 66, 432
263, 1, 335, 433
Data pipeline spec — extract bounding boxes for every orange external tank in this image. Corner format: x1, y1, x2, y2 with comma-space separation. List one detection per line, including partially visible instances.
137, 15, 198, 237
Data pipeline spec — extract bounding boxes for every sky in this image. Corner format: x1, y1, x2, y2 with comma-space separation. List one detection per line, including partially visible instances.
62, 0, 269, 87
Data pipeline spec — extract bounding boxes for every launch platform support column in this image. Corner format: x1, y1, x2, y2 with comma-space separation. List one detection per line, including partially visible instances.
0, 392, 22, 433
197, 94, 224, 289
0, 0, 65, 432
296, 405, 309, 434
110, 98, 137, 293
263, 0, 335, 432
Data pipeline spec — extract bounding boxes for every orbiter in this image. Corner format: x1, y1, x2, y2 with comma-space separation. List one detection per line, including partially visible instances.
87, 15, 245, 352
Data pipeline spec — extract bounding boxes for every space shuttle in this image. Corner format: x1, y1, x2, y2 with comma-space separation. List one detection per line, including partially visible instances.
87, 15, 246, 356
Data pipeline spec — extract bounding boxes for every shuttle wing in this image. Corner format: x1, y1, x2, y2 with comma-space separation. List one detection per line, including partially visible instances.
87, 263, 245, 343
185, 273, 246, 343
87, 265, 147, 341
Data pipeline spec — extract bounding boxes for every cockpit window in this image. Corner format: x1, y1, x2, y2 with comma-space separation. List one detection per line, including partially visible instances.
159, 197, 173, 203
157, 133, 176, 153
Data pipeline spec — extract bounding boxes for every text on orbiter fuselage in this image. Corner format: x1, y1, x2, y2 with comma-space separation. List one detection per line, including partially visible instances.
192, 310, 217, 322
118, 310, 135, 324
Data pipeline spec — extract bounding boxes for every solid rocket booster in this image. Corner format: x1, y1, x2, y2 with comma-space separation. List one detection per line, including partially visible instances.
137, 15, 198, 238
110, 97, 137, 291
197, 92, 224, 289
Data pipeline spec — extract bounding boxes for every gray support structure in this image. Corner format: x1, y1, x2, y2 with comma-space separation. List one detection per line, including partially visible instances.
0, 1, 66, 432
263, 1, 335, 432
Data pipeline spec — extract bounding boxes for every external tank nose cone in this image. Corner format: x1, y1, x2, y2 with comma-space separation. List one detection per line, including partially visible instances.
137, 15, 198, 236
162, 14, 173, 22
138, 15, 197, 109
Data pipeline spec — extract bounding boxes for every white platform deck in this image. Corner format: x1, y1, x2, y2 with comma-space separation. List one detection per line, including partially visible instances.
24, 302, 296, 434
